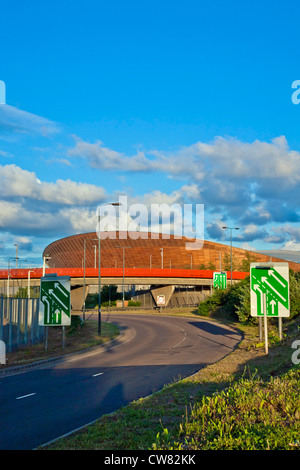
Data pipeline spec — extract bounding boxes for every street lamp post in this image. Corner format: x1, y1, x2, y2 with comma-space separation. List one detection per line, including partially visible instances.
222, 226, 239, 284
7, 257, 18, 298
96, 202, 121, 336
14, 244, 18, 268
43, 254, 51, 276
217, 251, 222, 271
83, 239, 86, 320
27, 270, 35, 299
160, 248, 163, 269
93, 245, 97, 268
116, 245, 131, 308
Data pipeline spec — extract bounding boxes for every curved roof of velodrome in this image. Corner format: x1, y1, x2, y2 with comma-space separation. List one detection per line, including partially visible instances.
43, 231, 300, 272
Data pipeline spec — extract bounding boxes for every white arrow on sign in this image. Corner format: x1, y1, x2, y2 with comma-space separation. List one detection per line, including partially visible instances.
49, 289, 69, 310
270, 299, 276, 314
261, 277, 285, 302
253, 284, 263, 315
54, 282, 68, 297
270, 270, 286, 288
42, 295, 50, 323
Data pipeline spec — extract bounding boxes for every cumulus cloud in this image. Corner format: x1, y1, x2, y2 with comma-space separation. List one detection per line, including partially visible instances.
0, 104, 60, 138
67, 134, 300, 231
68, 134, 300, 184
0, 163, 108, 239
2, 126, 300, 250
68, 137, 153, 172
0, 164, 107, 205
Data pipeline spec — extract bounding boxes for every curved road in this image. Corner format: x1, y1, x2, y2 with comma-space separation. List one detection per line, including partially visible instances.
0, 314, 241, 450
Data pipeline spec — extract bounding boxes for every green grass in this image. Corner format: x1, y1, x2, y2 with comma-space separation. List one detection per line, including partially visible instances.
4, 317, 120, 368
153, 368, 300, 450
40, 313, 300, 451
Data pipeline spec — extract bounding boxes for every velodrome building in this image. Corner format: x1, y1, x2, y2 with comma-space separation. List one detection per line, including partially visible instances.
43, 231, 300, 271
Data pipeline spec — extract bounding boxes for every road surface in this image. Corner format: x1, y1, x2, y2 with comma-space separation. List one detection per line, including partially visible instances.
0, 314, 241, 450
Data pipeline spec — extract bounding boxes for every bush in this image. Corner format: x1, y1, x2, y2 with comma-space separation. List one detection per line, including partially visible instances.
68, 314, 84, 334
101, 300, 117, 307
198, 277, 252, 323
128, 300, 141, 307
198, 270, 300, 323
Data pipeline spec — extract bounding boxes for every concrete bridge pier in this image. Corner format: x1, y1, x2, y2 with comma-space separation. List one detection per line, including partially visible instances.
150, 285, 175, 307
71, 285, 90, 310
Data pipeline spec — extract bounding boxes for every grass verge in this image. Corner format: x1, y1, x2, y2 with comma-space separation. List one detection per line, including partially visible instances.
40, 311, 300, 450
1, 316, 120, 369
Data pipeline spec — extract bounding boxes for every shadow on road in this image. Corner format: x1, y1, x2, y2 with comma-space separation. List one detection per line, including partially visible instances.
188, 320, 241, 337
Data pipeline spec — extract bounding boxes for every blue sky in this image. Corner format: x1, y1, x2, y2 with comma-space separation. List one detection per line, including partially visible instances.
1, 0, 300, 266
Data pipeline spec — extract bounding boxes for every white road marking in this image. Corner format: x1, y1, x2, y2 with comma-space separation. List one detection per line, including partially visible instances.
16, 393, 36, 400
92, 372, 103, 377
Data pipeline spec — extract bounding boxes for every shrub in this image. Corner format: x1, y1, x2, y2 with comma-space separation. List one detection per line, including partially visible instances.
128, 300, 141, 307
198, 277, 251, 323
198, 270, 300, 323
68, 314, 84, 334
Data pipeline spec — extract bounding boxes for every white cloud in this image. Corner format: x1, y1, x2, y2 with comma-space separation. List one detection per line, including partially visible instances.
67, 134, 300, 189
281, 240, 300, 251
0, 164, 107, 205
67, 135, 300, 232
0, 104, 60, 137
68, 137, 152, 172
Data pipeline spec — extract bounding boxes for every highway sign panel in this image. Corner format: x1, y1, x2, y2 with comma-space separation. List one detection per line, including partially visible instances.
213, 271, 227, 289
39, 274, 71, 326
250, 262, 289, 318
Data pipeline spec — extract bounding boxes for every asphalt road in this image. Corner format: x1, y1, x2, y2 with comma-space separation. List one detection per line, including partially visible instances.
0, 314, 241, 450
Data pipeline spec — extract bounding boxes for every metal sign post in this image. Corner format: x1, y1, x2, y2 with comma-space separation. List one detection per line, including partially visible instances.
157, 295, 165, 312
262, 292, 268, 355
250, 262, 290, 354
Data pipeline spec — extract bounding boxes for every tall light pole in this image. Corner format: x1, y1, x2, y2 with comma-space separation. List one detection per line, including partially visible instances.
27, 270, 35, 299
222, 226, 239, 284
83, 239, 86, 320
43, 254, 51, 276
217, 251, 222, 271
93, 245, 97, 268
14, 244, 18, 268
96, 202, 121, 336
7, 257, 18, 298
116, 245, 131, 308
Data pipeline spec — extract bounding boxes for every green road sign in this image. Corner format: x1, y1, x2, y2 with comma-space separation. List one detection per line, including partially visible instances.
39, 274, 71, 326
250, 262, 290, 318
213, 271, 227, 289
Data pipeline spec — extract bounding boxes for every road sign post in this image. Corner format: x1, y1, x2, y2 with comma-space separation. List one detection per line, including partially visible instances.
157, 294, 165, 312
250, 262, 290, 354
39, 274, 71, 327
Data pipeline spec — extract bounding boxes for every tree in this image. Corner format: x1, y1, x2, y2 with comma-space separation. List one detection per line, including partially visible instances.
240, 252, 257, 272
222, 253, 240, 271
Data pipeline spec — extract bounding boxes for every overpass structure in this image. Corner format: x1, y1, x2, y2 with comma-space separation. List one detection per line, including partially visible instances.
0, 266, 248, 309
3, 230, 299, 309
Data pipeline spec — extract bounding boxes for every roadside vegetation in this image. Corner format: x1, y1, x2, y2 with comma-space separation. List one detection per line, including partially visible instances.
3, 315, 120, 368
40, 271, 300, 451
